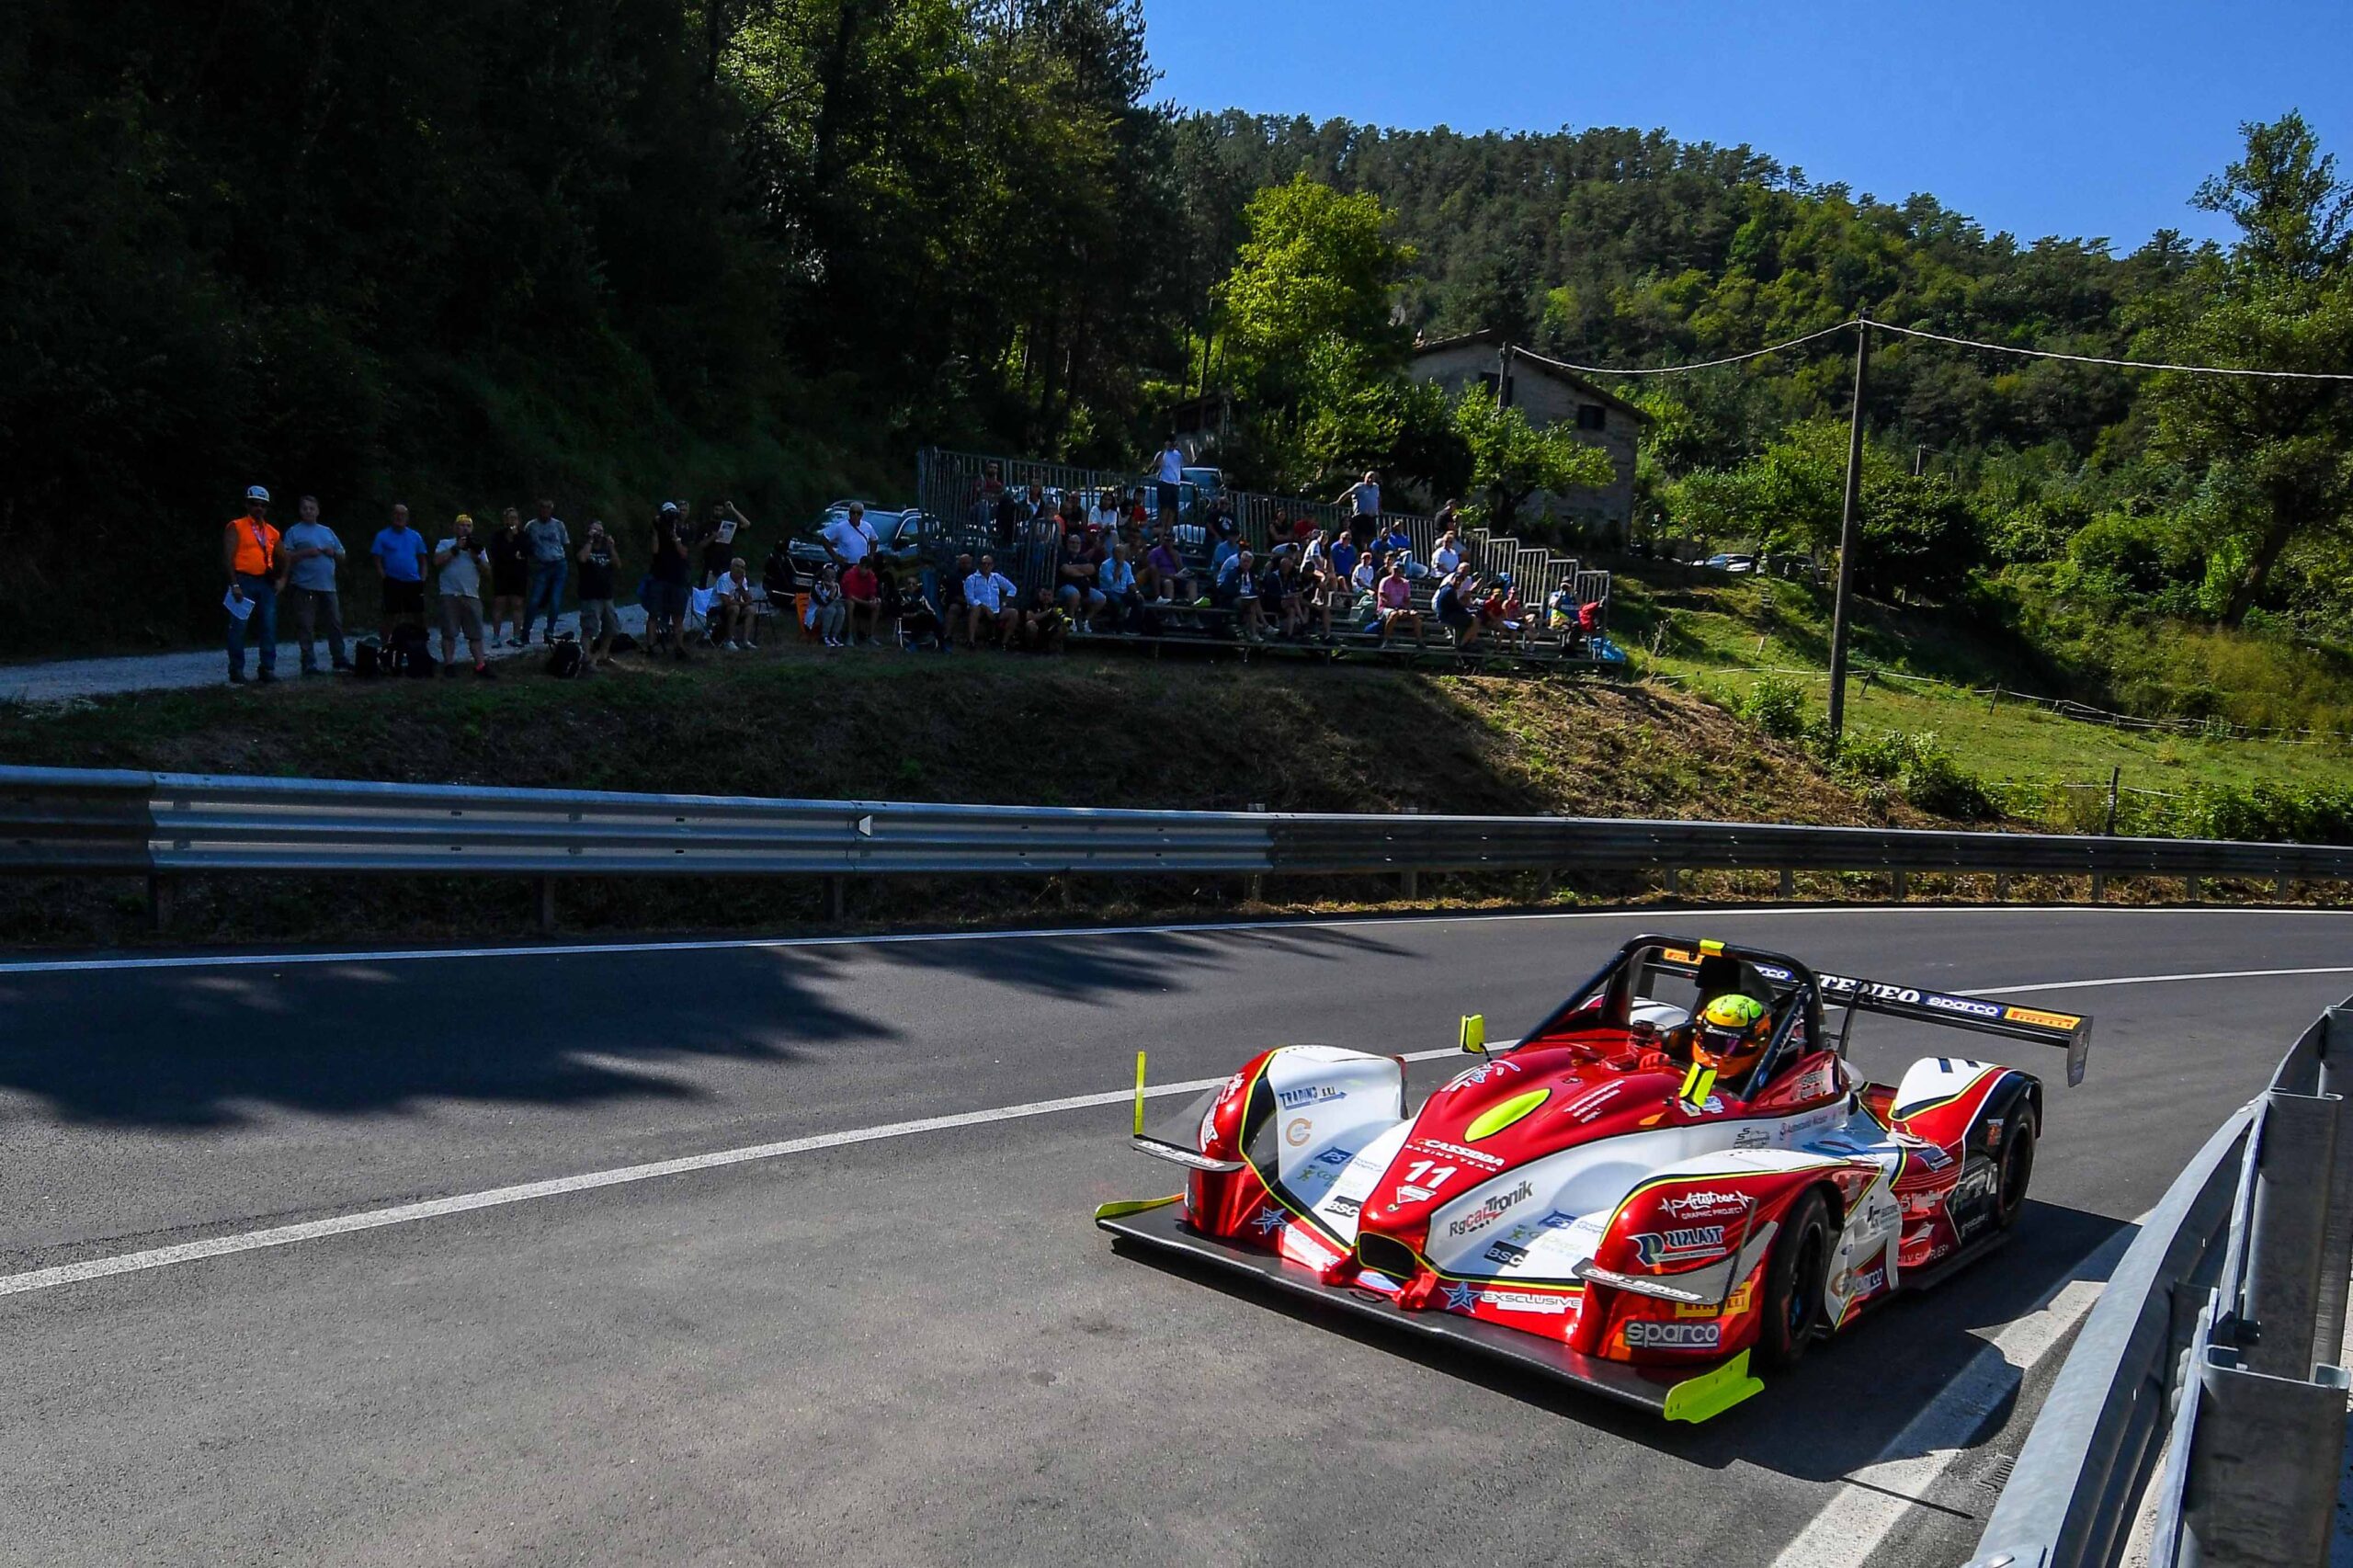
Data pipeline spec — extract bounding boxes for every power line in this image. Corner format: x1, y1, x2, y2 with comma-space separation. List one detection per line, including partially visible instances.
1524, 321, 1859, 376
1867, 320, 2353, 381
1547, 316, 2353, 381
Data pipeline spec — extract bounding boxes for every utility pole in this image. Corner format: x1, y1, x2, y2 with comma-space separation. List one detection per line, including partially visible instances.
1825, 312, 1872, 740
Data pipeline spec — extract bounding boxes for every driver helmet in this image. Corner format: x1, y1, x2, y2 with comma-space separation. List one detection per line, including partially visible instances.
1693, 993, 1771, 1077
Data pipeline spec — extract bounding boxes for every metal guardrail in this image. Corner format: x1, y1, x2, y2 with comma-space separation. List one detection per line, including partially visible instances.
5, 766, 2350, 937
1968, 1003, 2353, 1568
8, 767, 2353, 888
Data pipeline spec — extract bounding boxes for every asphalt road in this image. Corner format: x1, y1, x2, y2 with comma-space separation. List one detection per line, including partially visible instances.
3, 906, 2348, 1566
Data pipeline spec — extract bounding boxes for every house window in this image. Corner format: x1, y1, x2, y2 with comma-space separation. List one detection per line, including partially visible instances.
1575, 404, 1607, 431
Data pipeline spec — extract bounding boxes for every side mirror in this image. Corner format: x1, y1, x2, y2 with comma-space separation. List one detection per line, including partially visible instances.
1459, 1014, 1487, 1055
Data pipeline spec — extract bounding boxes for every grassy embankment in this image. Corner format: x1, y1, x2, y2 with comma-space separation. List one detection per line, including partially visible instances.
1602, 559, 2352, 824
6, 587, 2344, 947
0, 647, 1989, 948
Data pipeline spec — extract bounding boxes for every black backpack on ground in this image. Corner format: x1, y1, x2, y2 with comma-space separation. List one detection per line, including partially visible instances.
546, 635, 584, 678
351, 638, 385, 679
388, 622, 436, 678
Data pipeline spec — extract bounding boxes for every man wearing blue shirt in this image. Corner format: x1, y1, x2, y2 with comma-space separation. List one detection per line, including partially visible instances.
371, 503, 428, 643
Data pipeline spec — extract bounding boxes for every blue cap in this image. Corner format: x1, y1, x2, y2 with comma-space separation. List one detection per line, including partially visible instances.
245, 485, 270, 503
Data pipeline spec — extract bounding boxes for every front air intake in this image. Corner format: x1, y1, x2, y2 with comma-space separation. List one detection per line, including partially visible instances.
1356, 1233, 1419, 1281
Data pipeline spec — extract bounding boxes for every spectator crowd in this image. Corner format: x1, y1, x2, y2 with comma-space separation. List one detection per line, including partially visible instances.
218, 463, 1605, 685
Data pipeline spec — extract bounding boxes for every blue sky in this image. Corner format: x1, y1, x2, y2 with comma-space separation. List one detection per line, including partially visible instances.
1143, 1, 2350, 251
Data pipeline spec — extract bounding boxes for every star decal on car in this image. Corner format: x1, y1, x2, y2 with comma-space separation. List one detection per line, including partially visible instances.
1252, 1207, 1288, 1236
1444, 1280, 1482, 1312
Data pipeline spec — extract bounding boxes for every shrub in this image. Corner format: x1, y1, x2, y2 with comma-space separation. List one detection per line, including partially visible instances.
1740, 675, 1809, 740
1813, 726, 1998, 820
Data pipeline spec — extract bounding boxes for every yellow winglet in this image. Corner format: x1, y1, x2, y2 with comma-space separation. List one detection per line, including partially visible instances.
1133, 1050, 1148, 1137
1094, 1196, 1183, 1221
1663, 1350, 1764, 1424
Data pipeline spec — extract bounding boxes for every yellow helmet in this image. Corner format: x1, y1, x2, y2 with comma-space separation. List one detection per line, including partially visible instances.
1694, 993, 1771, 1074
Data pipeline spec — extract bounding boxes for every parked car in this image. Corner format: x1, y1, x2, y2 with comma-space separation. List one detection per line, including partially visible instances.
1703, 552, 1759, 574
783, 503, 941, 583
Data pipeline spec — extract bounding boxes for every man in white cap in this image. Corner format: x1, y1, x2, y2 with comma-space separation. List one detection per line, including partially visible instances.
223, 484, 280, 684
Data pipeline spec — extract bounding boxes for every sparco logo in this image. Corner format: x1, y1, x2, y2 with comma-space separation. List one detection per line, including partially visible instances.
1625, 1319, 1721, 1350
1444, 1181, 1536, 1238
1631, 1225, 1727, 1267
1926, 994, 2004, 1019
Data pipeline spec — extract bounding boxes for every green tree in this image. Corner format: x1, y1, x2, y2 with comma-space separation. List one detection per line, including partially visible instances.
1450, 389, 1613, 532
2142, 112, 2353, 627
1214, 175, 1415, 378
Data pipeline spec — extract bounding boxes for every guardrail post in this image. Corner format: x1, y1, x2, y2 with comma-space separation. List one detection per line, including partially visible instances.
1995, 872, 2012, 903
2090, 872, 2107, 903
146, 873, 174, 935
1778, 867, 1794, 900
2277, 870, 2293, 902
828, 876, 846, 921
2186, 874, 2202, 905
1663, 867, 1681, 897
2176, 1346, 2349, 1567
1246, 802, 1266, 903
2314, 1006, 2353, 1364
1890, 869, 1908, 901
2240, 1085, 2339, 1381
536, 876, 556, 934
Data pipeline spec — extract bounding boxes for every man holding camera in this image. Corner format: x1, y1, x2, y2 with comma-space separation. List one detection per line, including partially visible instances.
434, 514, 494, 677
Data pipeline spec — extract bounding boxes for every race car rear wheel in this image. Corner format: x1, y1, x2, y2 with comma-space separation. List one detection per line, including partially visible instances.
1755, 1189, 1834, 1370
1994, 1115, 2037, 1231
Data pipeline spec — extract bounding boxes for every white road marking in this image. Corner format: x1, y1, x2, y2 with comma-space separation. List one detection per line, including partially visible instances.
0, 1046, 1472, 1300
2, 903, 2340, 977
1965, 966, 2353, 996
1768, 1222, 2140, 1568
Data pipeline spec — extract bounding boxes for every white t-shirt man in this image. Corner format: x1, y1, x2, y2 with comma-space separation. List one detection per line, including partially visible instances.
1350, 480, 1381, 517
1157, 445, 1185, 486
964, 568, 1017, 613
435, 538, 483, 598
822, 510, 880, 565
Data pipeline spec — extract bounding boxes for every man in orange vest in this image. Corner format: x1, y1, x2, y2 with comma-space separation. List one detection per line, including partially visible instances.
224, 484, 282, 685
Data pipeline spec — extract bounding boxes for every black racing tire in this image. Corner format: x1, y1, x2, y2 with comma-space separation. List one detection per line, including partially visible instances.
1755, 1188, 1834, 1370
1994, 1113, 2038, 1231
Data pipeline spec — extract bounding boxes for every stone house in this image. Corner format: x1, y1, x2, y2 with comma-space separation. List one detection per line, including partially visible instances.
1410, 329, 1649, 541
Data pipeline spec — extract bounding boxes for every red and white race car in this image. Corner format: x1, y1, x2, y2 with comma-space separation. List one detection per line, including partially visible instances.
1097, 934, 2092, 1422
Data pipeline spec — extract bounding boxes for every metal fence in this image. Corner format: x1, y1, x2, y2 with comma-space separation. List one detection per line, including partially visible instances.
913, 447, 1611, 629
6, 767, 2350, 923
1967, 1003, 2353, 1568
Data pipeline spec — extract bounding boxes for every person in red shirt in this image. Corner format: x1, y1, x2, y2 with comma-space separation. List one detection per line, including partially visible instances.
841, 558, 881, 646
223, 484, 282, 684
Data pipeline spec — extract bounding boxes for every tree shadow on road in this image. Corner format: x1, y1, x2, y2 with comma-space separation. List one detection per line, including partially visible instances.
0, 919, 1426, 1128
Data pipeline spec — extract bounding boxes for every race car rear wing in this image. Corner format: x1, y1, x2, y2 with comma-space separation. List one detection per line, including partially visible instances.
1812, 971, 2093, 1087
1644, 944, 2093, 1086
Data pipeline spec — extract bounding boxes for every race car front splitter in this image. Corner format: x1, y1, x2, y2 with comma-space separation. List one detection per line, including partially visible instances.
1097, 1202, 1766, 1424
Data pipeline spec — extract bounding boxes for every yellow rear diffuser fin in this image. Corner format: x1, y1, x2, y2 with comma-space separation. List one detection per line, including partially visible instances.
1133, 1051, 1148, 1138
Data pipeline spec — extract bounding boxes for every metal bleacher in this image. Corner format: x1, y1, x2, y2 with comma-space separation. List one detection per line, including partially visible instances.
913, 448, 1615, 669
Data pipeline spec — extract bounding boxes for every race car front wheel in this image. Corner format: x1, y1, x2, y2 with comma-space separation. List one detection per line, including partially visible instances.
1995, 1115, 2037, 1231
1755, 1189, 1834, 1370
